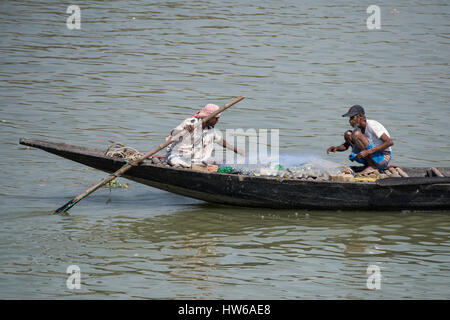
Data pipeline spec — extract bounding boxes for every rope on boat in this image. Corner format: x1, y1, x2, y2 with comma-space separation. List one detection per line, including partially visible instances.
105, 141, 168, 166
105, 142, 144, 162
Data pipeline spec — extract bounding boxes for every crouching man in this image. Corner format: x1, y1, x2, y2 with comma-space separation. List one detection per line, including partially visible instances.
327, 105, 393, 174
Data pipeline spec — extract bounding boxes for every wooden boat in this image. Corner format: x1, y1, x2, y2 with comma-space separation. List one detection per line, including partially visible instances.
19, 138, 450, 210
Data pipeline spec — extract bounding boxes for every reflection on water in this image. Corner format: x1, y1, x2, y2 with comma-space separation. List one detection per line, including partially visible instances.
1, 202, 449, 299
0, 0, 449, 299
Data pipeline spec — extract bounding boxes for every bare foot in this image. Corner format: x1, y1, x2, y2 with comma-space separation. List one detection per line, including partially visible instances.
360, 166, 377, 175
206, 165, 219, 172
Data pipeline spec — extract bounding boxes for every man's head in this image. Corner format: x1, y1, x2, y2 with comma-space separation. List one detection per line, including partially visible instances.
194, 104, 221, 118
343, 105, 366, 128
205, 116, 219, 127
193, 104, 221, 127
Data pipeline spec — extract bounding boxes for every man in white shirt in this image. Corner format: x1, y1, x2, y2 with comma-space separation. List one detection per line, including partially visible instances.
327, 105, 393, 174
166, 103, 244, 169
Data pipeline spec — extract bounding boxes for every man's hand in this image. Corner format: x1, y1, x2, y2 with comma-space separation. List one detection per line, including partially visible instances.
236, 148, 245, 157
356, 149, 371, 159
327, 146, 337, 154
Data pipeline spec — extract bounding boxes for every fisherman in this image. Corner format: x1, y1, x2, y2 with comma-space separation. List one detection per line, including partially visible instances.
327, 105, 393, 174
166, 103, 244, 169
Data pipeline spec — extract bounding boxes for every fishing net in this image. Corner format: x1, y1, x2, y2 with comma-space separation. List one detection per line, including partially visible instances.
218, 156, 352, 179
104, 142, 352, 180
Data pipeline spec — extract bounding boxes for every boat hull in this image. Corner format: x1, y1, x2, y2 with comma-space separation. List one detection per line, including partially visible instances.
19, 138, 450, 210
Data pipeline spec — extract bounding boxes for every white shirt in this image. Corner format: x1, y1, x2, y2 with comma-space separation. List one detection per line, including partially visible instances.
360, 119, 392, 152
166, 117, 222, 165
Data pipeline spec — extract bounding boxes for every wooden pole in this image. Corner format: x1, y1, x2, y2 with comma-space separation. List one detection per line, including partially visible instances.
53, 96, 245, 214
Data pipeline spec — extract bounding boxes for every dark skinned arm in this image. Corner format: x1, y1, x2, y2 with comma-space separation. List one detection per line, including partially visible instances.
219, 138, 245, 156
356, 133, 393, 159
327, 142, 351, 154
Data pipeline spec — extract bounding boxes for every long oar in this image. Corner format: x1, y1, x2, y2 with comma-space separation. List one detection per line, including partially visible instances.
54, 96, 245, 214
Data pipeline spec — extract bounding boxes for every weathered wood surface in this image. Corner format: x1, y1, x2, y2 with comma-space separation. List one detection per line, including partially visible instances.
431, 167, 445, 177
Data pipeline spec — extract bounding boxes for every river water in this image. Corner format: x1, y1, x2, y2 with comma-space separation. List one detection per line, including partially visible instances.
0, 0, 449, 299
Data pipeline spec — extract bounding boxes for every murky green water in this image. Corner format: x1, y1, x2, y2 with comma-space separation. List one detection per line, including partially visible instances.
1, 0, 449, 299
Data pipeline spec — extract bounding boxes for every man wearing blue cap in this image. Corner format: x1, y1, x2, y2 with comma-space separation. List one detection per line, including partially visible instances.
327, 105, 393, 174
